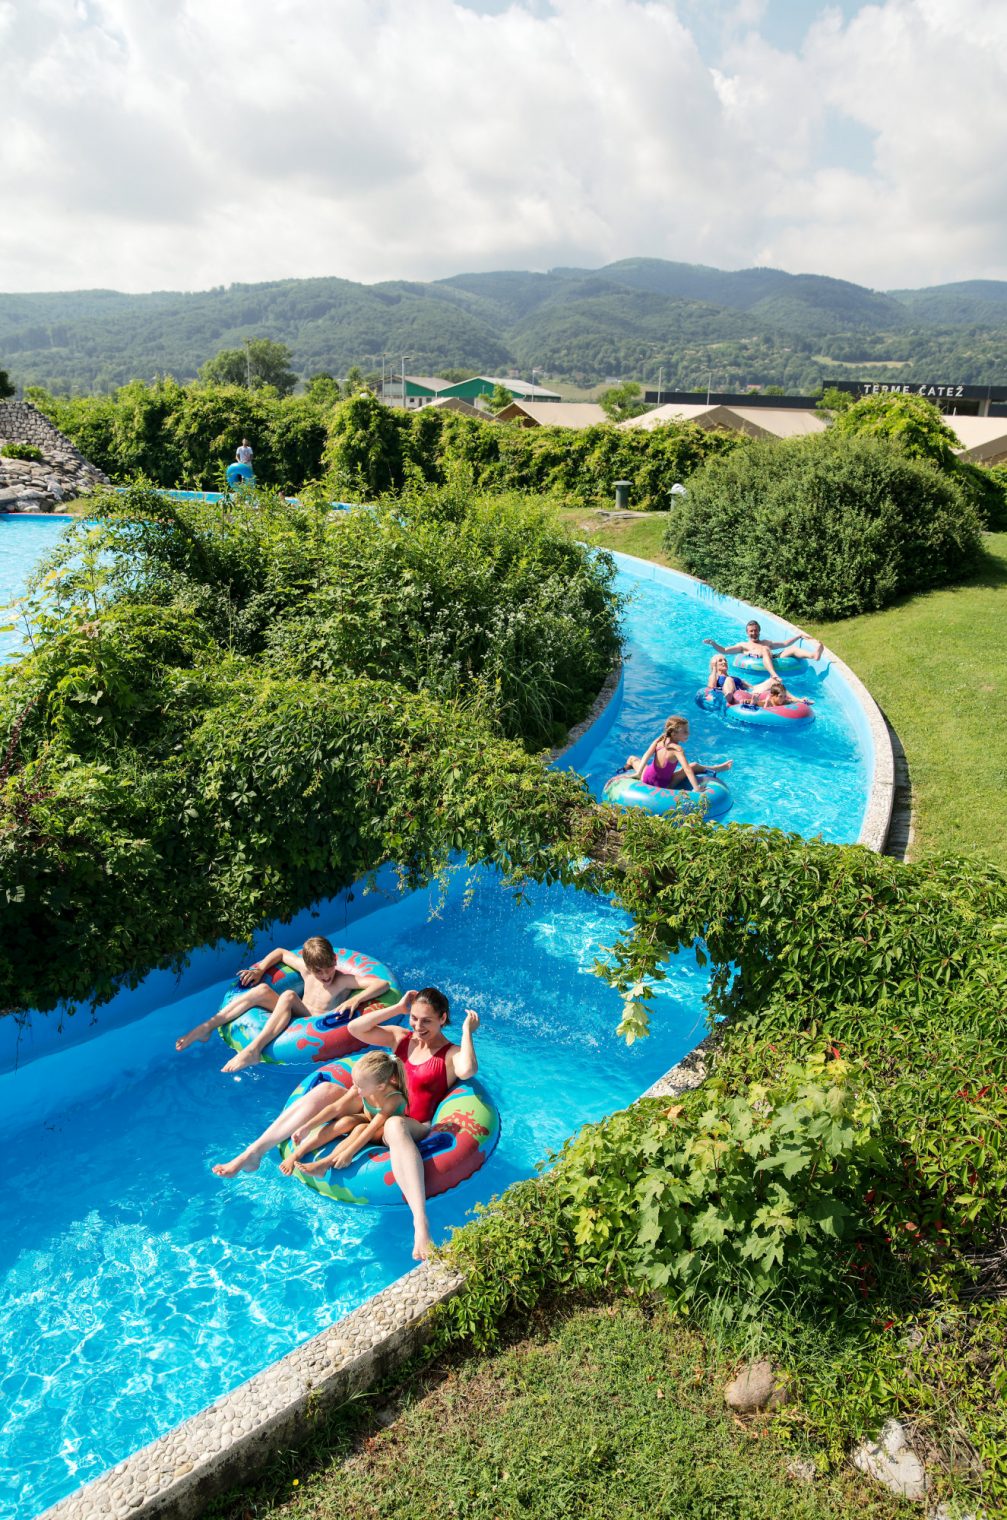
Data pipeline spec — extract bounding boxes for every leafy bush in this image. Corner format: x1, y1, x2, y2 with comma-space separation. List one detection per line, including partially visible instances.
562, 1055, 881, 1305
665, 432, 983, 619
960, 460, 1007, 530
0, 442, 44, 463
440, 1055, 882, 1348
30, 379, 328, 492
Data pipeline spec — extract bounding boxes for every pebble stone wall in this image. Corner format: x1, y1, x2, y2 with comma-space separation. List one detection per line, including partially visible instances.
37, 644, 896, 1520
0, 401, 108, 511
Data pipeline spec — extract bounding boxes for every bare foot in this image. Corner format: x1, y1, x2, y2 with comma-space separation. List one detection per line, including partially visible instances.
296, 1154, 333, 1177
212, 1150, 262, 1177
221, 1046, 262, 1073
278, 1154, 298, 1176
412, 1225, 432, 1261
812, 640, 824, 659
176, 1022, 214, 1051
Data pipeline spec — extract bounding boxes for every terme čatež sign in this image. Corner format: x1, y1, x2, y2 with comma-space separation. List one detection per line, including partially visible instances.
832, 380, 998, 401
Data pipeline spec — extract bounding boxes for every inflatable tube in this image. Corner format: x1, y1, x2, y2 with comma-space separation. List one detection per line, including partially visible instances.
602, 770, 732, 820
696, 687, 814, 729
226, 461, 255, 486
732, 652, 816, 681
218, 947, 400, 1064
279, 1053, 500, 1206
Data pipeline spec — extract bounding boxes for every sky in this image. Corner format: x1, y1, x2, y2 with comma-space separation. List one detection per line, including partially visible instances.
2, 0, 1006, 295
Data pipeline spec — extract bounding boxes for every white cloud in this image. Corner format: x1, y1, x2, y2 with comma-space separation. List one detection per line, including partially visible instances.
0, 0, 1006, 292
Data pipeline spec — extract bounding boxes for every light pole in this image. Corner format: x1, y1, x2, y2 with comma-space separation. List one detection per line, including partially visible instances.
706, 370, 713, 404
400, 355, 412, 409
244, 338, 252, 388
657, 366, 664, 404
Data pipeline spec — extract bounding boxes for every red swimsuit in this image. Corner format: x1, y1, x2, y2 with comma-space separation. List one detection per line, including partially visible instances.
396, 1035, 452, 1122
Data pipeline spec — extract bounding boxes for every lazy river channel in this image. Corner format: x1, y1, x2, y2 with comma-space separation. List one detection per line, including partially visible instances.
0, 515, 872, 1518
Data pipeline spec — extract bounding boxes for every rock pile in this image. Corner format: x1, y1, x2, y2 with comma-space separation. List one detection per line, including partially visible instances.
0, 401, 109, 512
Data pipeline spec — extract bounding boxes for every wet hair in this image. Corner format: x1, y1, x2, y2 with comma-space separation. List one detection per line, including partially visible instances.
765, 679, 787, 705
413, 986, 450, 1024
662, 714, 689, 741
301, 935, 338, 972
353, 1049, 406, 1094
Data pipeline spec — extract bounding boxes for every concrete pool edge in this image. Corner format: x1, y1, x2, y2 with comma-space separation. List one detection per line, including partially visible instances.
603, 549, 895, 854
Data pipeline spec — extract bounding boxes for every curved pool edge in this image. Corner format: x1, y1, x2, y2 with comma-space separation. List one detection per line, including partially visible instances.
605, 549, 894, 854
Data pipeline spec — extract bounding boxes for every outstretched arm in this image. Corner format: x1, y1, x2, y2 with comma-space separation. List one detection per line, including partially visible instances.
347, 990, 416, 1047
669, 742, 703, 793
448, 1010, 480, 1083
704, 638, 745, 655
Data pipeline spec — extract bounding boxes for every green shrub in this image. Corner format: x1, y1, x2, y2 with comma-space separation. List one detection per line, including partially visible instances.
665, 432, 983, 619
0, 442, 44, 463
30, 379, 328, 491
960, 460, 1007, 530
561, 1055, 881, 1306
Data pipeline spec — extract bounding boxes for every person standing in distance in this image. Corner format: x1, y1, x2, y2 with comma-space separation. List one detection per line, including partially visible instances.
235, 438, 253, 466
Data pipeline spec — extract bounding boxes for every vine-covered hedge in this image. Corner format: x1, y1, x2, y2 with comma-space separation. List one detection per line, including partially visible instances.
0, 484, 615, 1013
324, 393, 742, 511
664, 431, 984, 619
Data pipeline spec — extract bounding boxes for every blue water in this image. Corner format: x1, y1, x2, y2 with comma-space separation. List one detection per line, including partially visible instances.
0, 514, 75, 660
0, 523, 870, 1518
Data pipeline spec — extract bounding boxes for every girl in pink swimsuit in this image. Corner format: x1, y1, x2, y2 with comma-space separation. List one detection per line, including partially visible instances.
624, 714, 732, 792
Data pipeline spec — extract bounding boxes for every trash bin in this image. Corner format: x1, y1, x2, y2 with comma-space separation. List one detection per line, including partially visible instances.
614, 480, 631, 510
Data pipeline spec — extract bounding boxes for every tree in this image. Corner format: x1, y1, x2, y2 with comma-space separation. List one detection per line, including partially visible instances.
816, 386, 855, 414
833, 392, 962, 471
487, 382, 515, 413
598, 381, 647, 422
199, 338, 298, 396
0, 368, 14, 400
305, 373, 342, 408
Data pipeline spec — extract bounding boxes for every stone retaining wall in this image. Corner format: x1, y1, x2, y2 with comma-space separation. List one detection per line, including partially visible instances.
0, 400, 108, 512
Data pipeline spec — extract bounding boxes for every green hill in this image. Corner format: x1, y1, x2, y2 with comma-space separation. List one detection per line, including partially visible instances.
3, 260, 1007, 394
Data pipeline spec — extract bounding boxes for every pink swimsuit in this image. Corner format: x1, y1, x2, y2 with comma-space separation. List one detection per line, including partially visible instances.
641, 748, 678, 788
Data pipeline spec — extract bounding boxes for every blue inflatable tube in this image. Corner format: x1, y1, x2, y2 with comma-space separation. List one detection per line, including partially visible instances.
696, 687, 814, 730
226, 462, 255, 486
602, 770, 731, 820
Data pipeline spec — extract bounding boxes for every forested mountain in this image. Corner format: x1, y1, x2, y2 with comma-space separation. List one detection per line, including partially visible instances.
2, 260, 1006, 394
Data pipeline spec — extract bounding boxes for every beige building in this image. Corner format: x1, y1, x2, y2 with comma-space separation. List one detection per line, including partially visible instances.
945, 416, 1007, 466
495, 400, 609, 428
620, 403, 827, 440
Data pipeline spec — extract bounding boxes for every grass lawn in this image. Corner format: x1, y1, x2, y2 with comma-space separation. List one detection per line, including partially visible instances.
558, 506, 678, 568
809, 533, 1007, 869
210, 1299, 900, 1520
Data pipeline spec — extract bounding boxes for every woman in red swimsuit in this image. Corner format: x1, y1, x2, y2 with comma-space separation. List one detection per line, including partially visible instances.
624, 714, 732, 792
347, 988, 479, 1260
